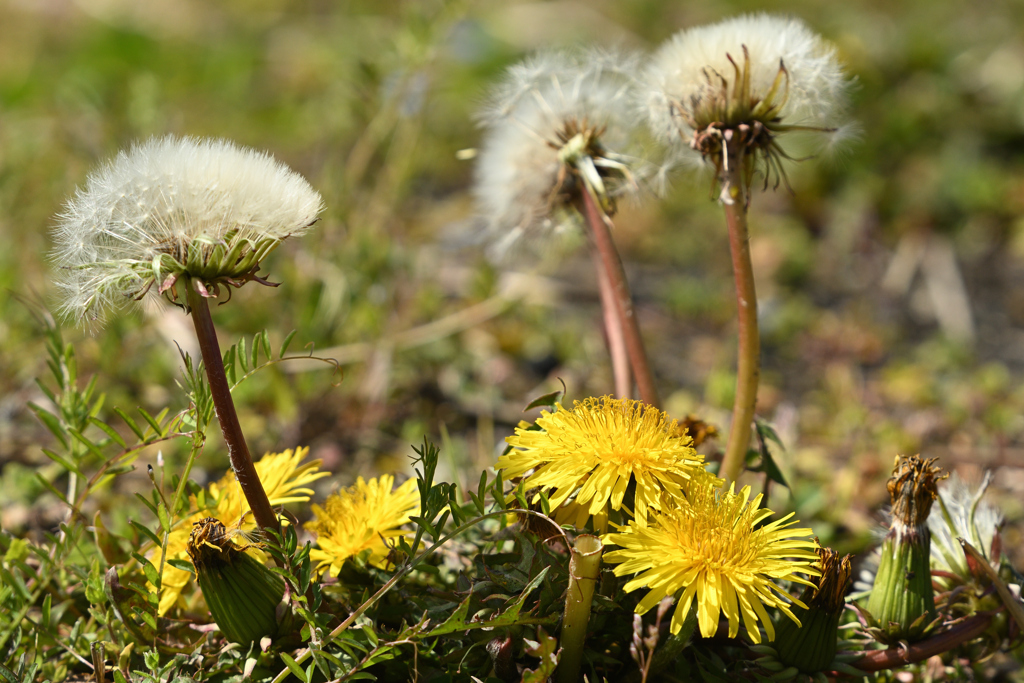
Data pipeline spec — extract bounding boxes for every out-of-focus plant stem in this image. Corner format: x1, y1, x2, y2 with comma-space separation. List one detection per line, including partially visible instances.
184, 277, 279, 533
719, 143, 758, 484
594, 253, 632, 399
581, 186, 659, 409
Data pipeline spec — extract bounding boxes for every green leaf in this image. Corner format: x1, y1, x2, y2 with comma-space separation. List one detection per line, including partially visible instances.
280, 330, 298, 358
33, 472, 69, 505
279, 653, 308, 683
238, 337, 249, 373
132, 552, 160, 589
166, 559, 194, 574
137, 408, 164, 436
90, 417, 126, 449
114, 407, 146, 441
521, 628, 560, 683
27, 403, 68, 449
425, 567, 552, 637
524, 390, 562, 411
41, 448, 81, 476
41, 593, 52, 629
129, 519, 162, 548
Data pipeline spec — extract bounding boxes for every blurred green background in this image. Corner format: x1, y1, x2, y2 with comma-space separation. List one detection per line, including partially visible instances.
2, 0, 1024, 565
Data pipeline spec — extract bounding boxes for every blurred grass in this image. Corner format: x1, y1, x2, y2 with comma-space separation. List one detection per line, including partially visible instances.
3, 0, 1024, 567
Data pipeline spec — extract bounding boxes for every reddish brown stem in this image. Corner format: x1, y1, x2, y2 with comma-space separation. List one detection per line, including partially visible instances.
185, 278, 279, 533
851, 613, 993, 672
593, 251, 632, 399
719, 148, 759, 484
580, 187, 660, 409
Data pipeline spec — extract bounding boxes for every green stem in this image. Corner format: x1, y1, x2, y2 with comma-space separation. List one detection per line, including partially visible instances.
556, 535, 603, 683
184, 278, 279, 533
580, 186, 660, 409
719, 147, 759, 484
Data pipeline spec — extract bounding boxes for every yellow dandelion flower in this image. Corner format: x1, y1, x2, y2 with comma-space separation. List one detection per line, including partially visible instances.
603, 483, 819, 643
306, 474, 420, 576
149, 446, 327, 615
497, 397, 713, 528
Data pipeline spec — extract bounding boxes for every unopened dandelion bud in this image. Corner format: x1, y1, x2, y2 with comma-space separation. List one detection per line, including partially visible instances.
774, 546, 852, 673
187, 517, 286, 645
864, 455, 946, 643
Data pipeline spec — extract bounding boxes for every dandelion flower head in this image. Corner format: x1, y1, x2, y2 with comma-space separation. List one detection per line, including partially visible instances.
474, 50, 644, 259
306, 474, 420, 577
645, 14, 850, 183
496, 396, 714, 529
53, 135, 324, 325
149, 447, 327, 615
603, 483, 819, 643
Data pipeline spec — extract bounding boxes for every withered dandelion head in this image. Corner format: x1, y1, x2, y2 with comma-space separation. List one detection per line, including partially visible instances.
603, 483, 819, 643
306, 474, 420, 576
149, 447, 326, 616
646, 14, 851, 190
52, 135, 323, 325
474, 50, 646, 259
496, 397, 714, 529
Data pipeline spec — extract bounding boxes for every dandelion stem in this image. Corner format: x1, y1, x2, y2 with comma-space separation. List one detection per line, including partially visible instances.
594, 251, 632, 398
184, 277, 279, 533
556, 534, 603, 683
580, 186, 660, 408
719, 146, 759, 484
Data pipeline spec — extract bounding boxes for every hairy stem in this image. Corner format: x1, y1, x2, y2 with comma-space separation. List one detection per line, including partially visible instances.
719, 147, 759, 484
581, 187, 660, 408
852, 613, 993, 672
184, 278, 279, 533
594, 252, 632, 399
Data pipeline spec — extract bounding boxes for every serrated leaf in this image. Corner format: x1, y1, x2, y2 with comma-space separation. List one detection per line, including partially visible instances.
426, 567, 551, 637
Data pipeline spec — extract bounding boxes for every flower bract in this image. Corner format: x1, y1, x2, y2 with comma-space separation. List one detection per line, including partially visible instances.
496, 396, 713, 529
149, 446, 327, 615
306, 474, 420, 576
603, 483, 819, 643
52, 135, 324, 325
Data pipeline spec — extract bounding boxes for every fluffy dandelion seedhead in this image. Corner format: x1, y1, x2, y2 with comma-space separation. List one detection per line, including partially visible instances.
646, 14, 850, 189
603, 483, 819, 643
474, 50, 645, 259
149, 447, 326, 615
306, 474, 420, 577
496, 397, 715, 529
52, 135, 324, 325
928, 472, 1003, 579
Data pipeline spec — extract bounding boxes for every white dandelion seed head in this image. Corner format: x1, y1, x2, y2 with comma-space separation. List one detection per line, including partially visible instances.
473, 49, 646, 261
645, 14, 851, 149
52, 135, 324, 325
927, 471, 1003, 577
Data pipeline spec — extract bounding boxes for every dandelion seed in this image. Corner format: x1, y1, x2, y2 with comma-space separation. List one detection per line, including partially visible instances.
52, 135, 323, 325
497, 397, 714, 529
603, 483, 819, 643
928, 471, 1003, 582
306, 474, 420, 577
474, 50, 645, 260
645, 13, 851, 190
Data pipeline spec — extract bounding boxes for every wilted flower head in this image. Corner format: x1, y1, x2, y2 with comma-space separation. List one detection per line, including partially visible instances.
306, 474, 420, 576
646, 14, 850, 188
497, 396, 715, 529
474, 50, 644, 259
52, 135, 324, 325
149, 447, 327, 615
604, 483, 819, 643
